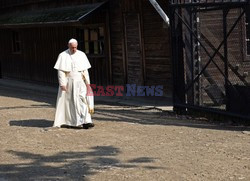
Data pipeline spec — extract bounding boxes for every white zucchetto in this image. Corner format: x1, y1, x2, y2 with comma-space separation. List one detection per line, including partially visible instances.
68, 38, 78, 44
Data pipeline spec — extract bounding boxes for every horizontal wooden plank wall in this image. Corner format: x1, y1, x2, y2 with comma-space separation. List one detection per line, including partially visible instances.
124, 13, 144, 86
141, 0, 172, 95
0, 25, 109, 85
0, 26, 75, 85
109, 0, 172, 95
109, 0, 125, 85
0, 0, 110, 86
0, 0, 173, 95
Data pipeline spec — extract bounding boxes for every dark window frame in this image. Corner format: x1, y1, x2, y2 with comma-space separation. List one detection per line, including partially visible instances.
77, 26, 105, 57
12, 31, 21, 54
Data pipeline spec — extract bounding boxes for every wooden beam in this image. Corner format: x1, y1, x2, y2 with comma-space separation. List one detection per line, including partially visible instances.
148, 0, 170, 27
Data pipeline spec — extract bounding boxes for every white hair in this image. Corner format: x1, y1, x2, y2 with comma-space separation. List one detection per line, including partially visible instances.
68, 38, 78, 44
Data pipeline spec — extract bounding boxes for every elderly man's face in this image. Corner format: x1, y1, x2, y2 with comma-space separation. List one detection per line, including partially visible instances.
68, 42, 78, 54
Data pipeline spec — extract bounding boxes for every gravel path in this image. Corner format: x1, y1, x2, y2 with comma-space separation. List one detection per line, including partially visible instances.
0, 85, 250, 181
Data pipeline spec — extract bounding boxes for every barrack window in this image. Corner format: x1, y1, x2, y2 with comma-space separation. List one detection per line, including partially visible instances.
12, 31, 21, 53
83, 27, 104, 55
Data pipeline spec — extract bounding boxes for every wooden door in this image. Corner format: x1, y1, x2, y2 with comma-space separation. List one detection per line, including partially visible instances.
124, 13, 144, 85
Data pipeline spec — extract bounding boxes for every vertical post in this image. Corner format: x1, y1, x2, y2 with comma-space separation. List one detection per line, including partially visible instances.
193, 8, 201, 106
170, 8, 186, 110
0, 60, 2, 79
170, 8, 177, 105
189, 7, 195, 105
223, 9, 229, 110
139, 0, 146, 86
106, 7, 112, 85
0, 33, 2, 79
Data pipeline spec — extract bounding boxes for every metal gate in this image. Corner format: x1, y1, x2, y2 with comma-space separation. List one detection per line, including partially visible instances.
169, 0, 250, 120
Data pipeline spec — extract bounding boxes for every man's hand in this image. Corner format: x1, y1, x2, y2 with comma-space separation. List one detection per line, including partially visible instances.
89, 109, 94, 115
61, 85, 67, 92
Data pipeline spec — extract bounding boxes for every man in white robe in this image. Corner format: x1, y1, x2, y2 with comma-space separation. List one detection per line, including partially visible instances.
53, 38, 94, 129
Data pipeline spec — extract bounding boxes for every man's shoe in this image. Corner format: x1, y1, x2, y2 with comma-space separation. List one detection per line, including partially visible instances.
87, 123, 95, 128
82, 123, 95, 129
61, 125, 71, 128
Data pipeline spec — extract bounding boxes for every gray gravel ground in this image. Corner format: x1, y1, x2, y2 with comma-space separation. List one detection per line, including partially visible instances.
0, 84, 250, 181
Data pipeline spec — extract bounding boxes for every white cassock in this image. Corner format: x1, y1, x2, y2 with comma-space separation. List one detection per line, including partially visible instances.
53, 49, 94, 127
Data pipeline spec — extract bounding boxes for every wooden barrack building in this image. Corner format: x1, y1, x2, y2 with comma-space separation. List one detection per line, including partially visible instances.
0, 0, 172, 95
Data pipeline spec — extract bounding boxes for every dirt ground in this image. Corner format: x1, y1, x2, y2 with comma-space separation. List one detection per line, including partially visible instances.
0, 84, 250, 181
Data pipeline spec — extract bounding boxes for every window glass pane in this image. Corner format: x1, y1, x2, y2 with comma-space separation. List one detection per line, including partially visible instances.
89, 41, 94, 54
90, 30, 98, 41
16, 43, 20, 52
84, 29, 89, 41
94, 41, 99, 54
99, 27, 104, 37
82, 27, 105, 55
12, 31, 21, 53
84, 42, 89, 54
99, 41, 104, 54
12, 34, 16, 51
99, 27, 104, 55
